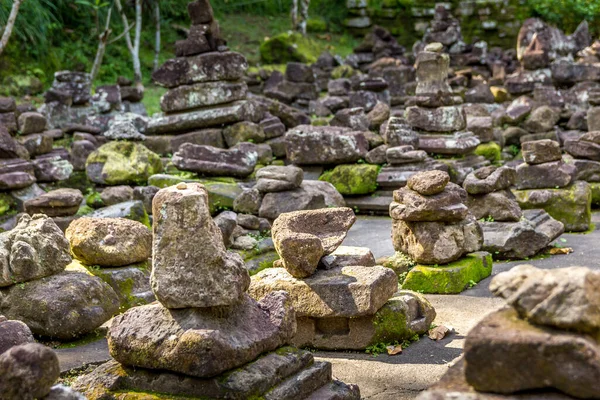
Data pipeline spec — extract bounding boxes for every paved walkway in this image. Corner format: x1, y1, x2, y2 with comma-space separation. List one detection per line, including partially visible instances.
55, 213, 600, 399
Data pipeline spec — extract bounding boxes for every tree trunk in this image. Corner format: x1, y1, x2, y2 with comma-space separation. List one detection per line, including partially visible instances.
0, 0, 23, 57
291, 0, 298, 31
133, 0, 143, 88
91, 8, 113, 82
153, 0, 161, 72
299, 0, 309, 36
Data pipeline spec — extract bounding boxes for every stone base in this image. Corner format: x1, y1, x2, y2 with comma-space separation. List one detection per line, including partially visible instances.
512, 181, 591, 232
401, 252, 493, 294
73, 347, 360, 400
481, 209, 564, 259
290, 291, 435, 350
416, 358, 575, 400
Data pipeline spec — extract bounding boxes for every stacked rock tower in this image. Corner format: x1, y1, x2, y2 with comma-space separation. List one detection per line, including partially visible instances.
390, 170, 492, 294
74, 183, 360, 399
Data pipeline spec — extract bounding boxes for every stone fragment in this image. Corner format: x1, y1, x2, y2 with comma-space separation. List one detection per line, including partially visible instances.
103, 120, 145, 141
406, 106, 466, 132
160, 81, 247, 112
23, 188, 82, 217
0, 160, 36, 191
523, 106, 560, 133
382, 116, 419, 148
17, 112, 47, 135
271, 207, 356, 278
89, 200, 150, 226
233, 188, 263, 214
256, 165, 303, 193
222, 121, 265, 147
522, 139, 561, 165
18, 134, 53, 157
463, 166, 516, 195
172, 142, 258, 178
467, 190, 522, 222
319, 164, 379, 195
249, 265, 397, 317
100, 185, 134, 206
32, 155, 73, 182
319, 246, 376, 270
406, 170, 449, 196
301, 180, 345, 208
515, 160, 575, 189
151, 183, 250, 308
330, 107, 369, 131
417, 131, 480, 155
108, 292, 295, 378
66, 218, 151, 267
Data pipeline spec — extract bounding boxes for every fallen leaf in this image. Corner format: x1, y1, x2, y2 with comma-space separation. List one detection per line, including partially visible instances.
428, 325, 452, 340
386, 345, 402, 355
549, 247, 573, 255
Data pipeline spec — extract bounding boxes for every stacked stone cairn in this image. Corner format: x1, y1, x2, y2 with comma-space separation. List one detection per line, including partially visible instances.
512, 139, 592, 232
250, 207, 436, 350
41, 71, 93, 129
347, 25, 405, 72
73, 183, 360, 399
0, 214, 119, 340
413, 5, 463, 55
0, 316, 85, 399
464, 166, 565, 259
418, 264, 600, 400
564, 130, 600, 209
65, 217, 155, 310
391, 170, 492, 294
343, 0, 371, 32
264, 62, 319, 112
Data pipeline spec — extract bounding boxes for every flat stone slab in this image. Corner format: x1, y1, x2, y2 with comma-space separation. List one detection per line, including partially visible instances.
249, 266, 398, 318
402, 252, 493, 294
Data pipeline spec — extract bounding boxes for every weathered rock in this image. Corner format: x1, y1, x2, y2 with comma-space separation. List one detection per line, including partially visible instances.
467, 189, 522, 222
151, 183, 250, 308
319, 246, 375, 270
319, 164, 379, 195
66, 218, 151, 267
249, 265, 396, 318
22, 188, 81, 217
418, 131, 480, 155
89, 200, 150, 226
256, 165, 303, 193
392, 216, 483, 264
233, 188, 263, 215
515, 160, 576, 190
0, 343, 59, 400
172, 142, 258, 178
406, 170, 449, 196
464, 308, 600, 398
0, 319, 34, 355
463, 166, 516, 195
301, 180, 346, 208
109, 291, 295, 378
523, 106, 560, 133
32, 155, 73, 183
170, 129, 225, 152
390, 184, 468, 222
406, 106, 466, 132
0, 271, 119, 339
100, 185, 134, 206
70, 140, 97, 171
18, 134, 53, 157
285, 125, 368, 165
17, 112, 47, 135
271, 208, 356, 278
0, 214, 71, 287
386, 146, 427, 165
160, 81, 248, 112
522, 139, 561, 165
103, 120, 145, 141
382, 117, 419, 148
86, 142, 163, 185
222, 121, 265, 147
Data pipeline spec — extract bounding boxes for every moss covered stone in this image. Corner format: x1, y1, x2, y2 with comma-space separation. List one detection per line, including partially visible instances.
512, 181, 592, 232
474, 142, 502, 163
260, 32, 320, 64
330, 65, 356, 80
86, 141, 163, 186
0, 193, 15, 216
319, 164, 380, 195
378, 251, 416, 282
307, 18, 328, 33
86, 192, 104, 208
401, 252, 493, 294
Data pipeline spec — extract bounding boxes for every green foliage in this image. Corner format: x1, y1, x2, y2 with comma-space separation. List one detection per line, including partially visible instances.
527, 0, 600, 37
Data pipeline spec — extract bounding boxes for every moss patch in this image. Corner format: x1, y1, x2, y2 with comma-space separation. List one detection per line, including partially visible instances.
378, 252, 415, 281
401, 252, 493, 294
319, 164, 380, 195
0, 193, 16, 216
259, 32, 321, 64
474, 142, 502, 163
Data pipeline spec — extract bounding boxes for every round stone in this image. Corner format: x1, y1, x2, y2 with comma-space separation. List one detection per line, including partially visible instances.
407, 170, 450, 196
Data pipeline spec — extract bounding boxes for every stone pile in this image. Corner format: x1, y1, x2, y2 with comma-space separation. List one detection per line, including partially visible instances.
66, 217, 155, 310
0, 214, 119, 339
390, 171, 492, 294
91, 76, 146, 117
564, 131, 600, 207
250, 207, 435, 350
512, 139, 591, 232
344, 0, 371, 31
0, 96, 17, 134
418, 264, 600, 400
464, 166, 564, 258
414, 5, 463, 55
264, 62, 319, 112
348, 25, 405, 72
73, 183, 360, 399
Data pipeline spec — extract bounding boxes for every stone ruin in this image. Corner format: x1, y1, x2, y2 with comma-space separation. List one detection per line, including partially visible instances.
250, 207, 435, 350
72, 183, 361, 399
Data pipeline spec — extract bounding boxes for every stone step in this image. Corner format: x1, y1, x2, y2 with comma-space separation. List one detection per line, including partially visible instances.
265, 361, 332, 400
345, 194, 392, 214
305, 380, 362, 400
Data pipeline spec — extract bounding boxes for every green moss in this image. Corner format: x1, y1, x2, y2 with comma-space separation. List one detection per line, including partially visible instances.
474, 142, 502, 163
53, 329, 105, 349
86, 261, 151, 312
401, 252, 493, 294
307, 18, 328, 32
86, 192, 104, 209
259, 32, 321, 64
319, 164, 380, 195
590, 182, 600, 208
330, 64, 356, 80
0, 193, 16, 216
75, 205, 94, 217
379, 252, 416, 282
43, 171, 95, 194
371, 304, 409, 344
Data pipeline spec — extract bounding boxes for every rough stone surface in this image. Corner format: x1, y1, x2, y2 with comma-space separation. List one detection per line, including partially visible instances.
522, 139, 562, 165
66, 218, 151, 267
391, 183, 468, 222
256, 165, 303, 193
523, 106, 560, 133
0, 319, 34, 355
86, 142, 163, 185
319, 246, 376, 270
463, 166, 517, 195
23, 188, 83, 217
258, 186, 327, 221
406, 170, 450, 196
160, 81, 248, 112
467, 190, 523, 222
151, 183, 250, 308
515, 160, 576, 190
172, 143, 258, 178
405, 106, 466, 132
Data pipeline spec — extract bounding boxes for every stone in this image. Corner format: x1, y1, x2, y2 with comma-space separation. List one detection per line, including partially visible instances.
170, 129, 225, 152
23, 188, 82, 217
386, 146, 427, 165
0, 319, 34, 355
481, 209, 564, 259
222, 121, 265, 147
319, 246, 376, 270
151, 183, 250, 308
0, 214, 71, 287
18, 134, 53, 157
588, 107, 600, 132
86, 142, 163, 185
32, 155, 73, 183
392, 216, 483, 265
515, 160, 576, 189
89, 200, 150, 227
103, 120, 145, 141
0, 127, 23, 159
0, 112, 17, 134
367, 102, 390, 130
85, 261, 154, 309
44, 384, 86, 400
237, 213, 260, 230
172, 142, 258, 178
17, 112, 47, 135
132, 186, 159, 215
108, 291, 295, 378
328, 79, 351, 96
260, 114, 286, 139
417, 131, 480, 155
467, 190, 522, 222
523, 106, 560, 133
271, 208, 356, 278
234, 188, 263, 214
330, 108, 369, 131
301, 180, 345, 208
465, 84, 494, 104
390, 184, 468, 222
285, 125, 368, 165
70, 140, 97, 171
319, 164, 379, 195
249, 265, 397, 318
407, 170, 449, 196
256, 165, 303, 192
160, 81, 247, 112
100, 185, 134, 206
0, 159, 36, 190
463, 308, 600, 398
0, 96, 16, 112
463, 166, 516, 195
415, 50, 451, 98
0, 343, 59, 400
66, 217, 151, 267
406, 106, 466, 132
522, 139, 562, 165
503, 126, 530, 146
365, 145, 388, 164
513, 181, 591, 232
382, 117, 419, 148
402, 252, 492, 294
232, 235, 258, 250
0, 271, 119, 339
286, 62, 315, 83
